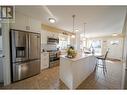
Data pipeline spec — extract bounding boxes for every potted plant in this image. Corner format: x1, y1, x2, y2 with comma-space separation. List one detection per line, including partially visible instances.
67, 46, 77, 58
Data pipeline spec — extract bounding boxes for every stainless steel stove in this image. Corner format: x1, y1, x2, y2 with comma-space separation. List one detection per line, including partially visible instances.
48, 50, 60, 68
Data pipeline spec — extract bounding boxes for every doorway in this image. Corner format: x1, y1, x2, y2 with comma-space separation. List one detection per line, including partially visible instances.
0, 23, 4, 85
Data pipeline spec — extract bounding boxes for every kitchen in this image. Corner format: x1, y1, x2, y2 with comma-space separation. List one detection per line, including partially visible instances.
0, 6, 127, 89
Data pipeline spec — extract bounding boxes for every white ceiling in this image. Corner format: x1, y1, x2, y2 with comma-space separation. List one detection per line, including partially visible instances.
15, 6, 127, 37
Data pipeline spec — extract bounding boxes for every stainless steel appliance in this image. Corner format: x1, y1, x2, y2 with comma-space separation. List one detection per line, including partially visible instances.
10, 29, 41, 82
48, 50, 60, 68
47, 37, 59, 44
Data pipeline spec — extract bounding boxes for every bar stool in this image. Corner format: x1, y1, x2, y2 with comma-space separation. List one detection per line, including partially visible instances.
96, 50, 109, 75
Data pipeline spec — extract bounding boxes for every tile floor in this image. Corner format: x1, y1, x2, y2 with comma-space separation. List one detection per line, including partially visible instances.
0, 60, 123, 89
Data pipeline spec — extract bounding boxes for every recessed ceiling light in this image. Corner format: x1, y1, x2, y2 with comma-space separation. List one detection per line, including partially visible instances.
49, 18, 56, 23
112, 33, 118, 36
75, 29, 79, 32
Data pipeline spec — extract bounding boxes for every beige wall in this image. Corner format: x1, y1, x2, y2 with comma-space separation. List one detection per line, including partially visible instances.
87, 36, 124, 60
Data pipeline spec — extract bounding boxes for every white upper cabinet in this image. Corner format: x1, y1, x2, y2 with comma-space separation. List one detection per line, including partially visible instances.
41, 30, 47, 44
10, 12, 41, 33
41, 29, 59, 44
10, 12, 26, 30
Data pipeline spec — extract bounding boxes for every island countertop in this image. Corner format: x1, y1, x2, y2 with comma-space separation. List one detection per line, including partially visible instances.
60, 53, 93, 61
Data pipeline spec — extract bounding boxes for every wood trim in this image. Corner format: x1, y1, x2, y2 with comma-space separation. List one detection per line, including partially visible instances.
41, 24, 75, 36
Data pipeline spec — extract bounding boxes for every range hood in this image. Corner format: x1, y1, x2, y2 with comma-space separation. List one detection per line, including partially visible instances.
47, 37, 59, 44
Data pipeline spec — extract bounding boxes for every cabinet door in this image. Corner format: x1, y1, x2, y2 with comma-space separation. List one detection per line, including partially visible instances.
89, 56, 96, 73
41, 30, 47, 44
72, 57, 90, 86
41, 53, 49, 70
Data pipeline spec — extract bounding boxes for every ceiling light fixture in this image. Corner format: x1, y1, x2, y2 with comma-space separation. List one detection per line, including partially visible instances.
71, 14, 76, 38
49, 18, 56, 23
112, 33, 118, 36
75, 29, 79, 32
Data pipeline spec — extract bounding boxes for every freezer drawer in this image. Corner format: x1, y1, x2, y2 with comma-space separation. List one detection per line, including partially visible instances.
12, 60, 40, 82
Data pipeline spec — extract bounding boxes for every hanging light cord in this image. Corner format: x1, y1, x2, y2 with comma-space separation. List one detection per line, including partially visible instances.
72, 15, 75, 33
84, 23, 86, 37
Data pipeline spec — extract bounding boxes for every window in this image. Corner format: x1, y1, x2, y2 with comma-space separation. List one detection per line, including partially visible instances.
90, 40, 102, 54
58, 34, 70, 50
88, 40, 102, 54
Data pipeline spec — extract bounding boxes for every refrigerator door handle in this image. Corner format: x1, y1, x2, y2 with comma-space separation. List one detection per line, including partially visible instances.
26, 34, 29, 60
28, 34, 30, 59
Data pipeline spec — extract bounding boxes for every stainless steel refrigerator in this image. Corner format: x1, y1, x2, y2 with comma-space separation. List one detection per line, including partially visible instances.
10, 29, 41, 82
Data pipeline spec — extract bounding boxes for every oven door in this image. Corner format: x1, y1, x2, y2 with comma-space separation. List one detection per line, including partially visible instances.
49, 59, 59, 67
49, 54, 59, 67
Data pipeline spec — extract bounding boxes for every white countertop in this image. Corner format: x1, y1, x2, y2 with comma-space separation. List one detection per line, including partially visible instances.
60, 53, 93, 61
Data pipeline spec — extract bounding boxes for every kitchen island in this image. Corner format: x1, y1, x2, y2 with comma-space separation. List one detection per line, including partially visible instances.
60, 53, 96, 89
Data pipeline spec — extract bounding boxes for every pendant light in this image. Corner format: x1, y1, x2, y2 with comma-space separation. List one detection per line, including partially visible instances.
71, 14, 76, 38
83, 23, 87, 40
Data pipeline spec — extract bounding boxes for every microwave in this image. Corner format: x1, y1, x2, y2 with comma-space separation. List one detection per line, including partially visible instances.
47, 37, 59, 44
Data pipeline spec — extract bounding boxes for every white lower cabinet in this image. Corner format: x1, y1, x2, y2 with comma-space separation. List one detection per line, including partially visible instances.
41, 52, 49, 70
89, 55, 96, 73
